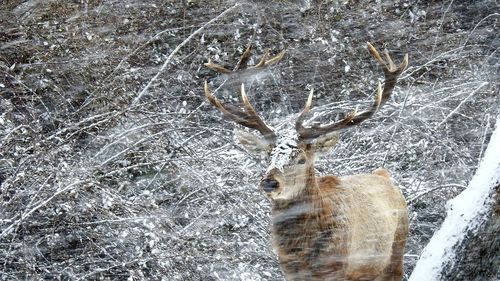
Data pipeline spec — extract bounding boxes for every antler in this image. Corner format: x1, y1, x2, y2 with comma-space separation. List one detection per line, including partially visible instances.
204, 45, 285, 142
296, 42, 408, 140
204, 82, 277, 141
204, 44, 285, 73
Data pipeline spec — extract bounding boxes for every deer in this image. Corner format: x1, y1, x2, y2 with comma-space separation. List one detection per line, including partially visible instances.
204, 43, 409, 281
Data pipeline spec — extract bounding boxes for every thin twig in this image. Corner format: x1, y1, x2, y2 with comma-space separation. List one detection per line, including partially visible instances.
76, 258, 154, 281
408, 183, 467, 204
431, 0, 454, 57
436, 82, 488, 128
104, 25, 205, 83
132, 3, 241, 105
462, 13, 500, 48
412, 81, 482, 115
0, 180, 86, 239
477, 114, 491, 165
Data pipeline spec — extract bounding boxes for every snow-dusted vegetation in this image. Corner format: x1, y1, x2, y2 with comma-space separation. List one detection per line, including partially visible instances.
1, 0, 498, 280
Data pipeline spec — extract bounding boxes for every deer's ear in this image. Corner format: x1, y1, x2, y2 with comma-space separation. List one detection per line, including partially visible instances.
235, 130, 271, 154
311, 131, 339, 155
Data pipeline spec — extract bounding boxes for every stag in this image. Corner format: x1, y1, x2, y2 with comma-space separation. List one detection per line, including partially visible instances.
204, 43, 409, 281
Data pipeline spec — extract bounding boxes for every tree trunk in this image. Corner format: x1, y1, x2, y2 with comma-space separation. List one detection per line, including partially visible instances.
440, 186, 499, 281
409, 114, 500, 281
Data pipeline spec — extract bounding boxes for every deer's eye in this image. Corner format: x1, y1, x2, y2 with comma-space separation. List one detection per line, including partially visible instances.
297, 157, 306, 164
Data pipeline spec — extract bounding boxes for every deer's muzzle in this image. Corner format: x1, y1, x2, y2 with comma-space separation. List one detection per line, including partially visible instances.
261, 178, 279, 192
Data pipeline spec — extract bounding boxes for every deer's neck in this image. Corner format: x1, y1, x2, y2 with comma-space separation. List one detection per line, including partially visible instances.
270, 165, 339, 273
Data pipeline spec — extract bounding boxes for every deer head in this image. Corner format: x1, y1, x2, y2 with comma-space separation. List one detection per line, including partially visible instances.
204, 43, 408, 202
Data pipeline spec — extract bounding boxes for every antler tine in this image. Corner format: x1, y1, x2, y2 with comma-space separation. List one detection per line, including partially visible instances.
204, 81, 276, 141
295, 88, 314, 137
248, 48, 285, 69
207, 44, 286, 73
297, 43, 408, 141
255, 48, 270, 68
265, 50, 286, 67
234, 44, 253, 71
205, 58, 232, 74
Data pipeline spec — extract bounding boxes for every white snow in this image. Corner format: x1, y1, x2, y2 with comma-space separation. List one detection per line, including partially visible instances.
267, 128, 299, 173
409, 113, 500, 281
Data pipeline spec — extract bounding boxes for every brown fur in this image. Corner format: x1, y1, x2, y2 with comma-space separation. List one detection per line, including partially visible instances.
270, 169, 408, 281
372, 167, 391, 179
205, 42, 409, 281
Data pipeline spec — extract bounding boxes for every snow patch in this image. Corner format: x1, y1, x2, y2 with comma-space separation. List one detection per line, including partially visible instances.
267, 128, 299, 173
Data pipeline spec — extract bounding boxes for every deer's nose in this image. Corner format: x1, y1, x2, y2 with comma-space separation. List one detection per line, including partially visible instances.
261, 179, 279, 192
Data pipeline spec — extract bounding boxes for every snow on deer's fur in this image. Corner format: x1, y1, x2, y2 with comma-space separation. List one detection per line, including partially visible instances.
204, 43, 409, 281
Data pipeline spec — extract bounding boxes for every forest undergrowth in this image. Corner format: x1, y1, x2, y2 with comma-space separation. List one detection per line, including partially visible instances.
0, 0, 498, 280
